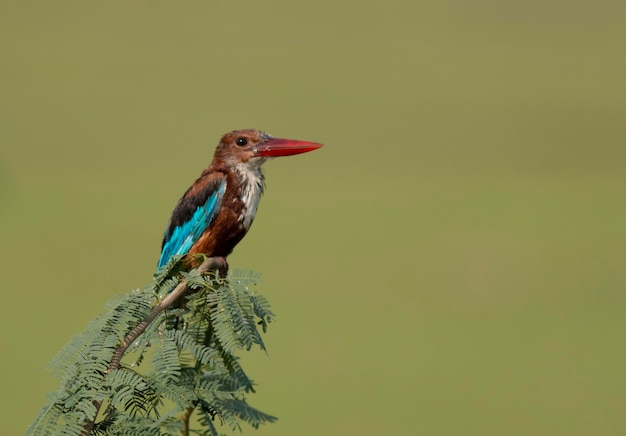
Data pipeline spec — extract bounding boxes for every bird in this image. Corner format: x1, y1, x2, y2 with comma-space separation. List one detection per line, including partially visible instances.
157, 129, 323, 272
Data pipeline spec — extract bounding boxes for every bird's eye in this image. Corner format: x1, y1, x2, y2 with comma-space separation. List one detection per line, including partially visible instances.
235, 137, 248, 147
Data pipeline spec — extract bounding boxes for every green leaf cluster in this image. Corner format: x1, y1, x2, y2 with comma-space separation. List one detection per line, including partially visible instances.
28, 261, 275, 435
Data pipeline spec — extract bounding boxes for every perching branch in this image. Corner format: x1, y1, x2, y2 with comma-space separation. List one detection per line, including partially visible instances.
81, 256, 224, 436
108, 256, 225, 372
29, 257, 274, 436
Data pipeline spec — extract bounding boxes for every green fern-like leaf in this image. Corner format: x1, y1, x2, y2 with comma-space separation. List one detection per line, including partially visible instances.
214, 398, 277, 430
28, 265, 276, 435
152, 332, 182, 383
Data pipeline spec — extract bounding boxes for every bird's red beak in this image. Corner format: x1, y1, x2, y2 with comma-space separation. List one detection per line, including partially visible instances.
256, 137, 323, 157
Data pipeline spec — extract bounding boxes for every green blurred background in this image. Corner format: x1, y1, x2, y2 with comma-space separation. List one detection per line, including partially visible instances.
1, 1, 625, 434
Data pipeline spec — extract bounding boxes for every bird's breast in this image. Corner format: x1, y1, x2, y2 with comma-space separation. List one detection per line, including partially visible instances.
233, 164, 265, 230
237, 180, 262, 230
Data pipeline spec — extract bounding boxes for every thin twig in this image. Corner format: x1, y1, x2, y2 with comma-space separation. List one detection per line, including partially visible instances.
181, 405, 194, 436
80, 257, 224, 436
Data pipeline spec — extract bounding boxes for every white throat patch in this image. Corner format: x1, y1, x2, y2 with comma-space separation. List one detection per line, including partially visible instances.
235, 162, 265, 229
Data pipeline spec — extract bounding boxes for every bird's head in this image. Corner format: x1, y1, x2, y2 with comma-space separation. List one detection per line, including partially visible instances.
213, 129, 323, 169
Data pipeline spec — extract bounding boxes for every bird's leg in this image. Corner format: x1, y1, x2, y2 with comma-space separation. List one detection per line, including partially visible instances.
212, 256, 229, 278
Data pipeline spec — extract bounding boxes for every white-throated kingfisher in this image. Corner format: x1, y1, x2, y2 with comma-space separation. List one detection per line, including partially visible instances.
157, 129, 323, 271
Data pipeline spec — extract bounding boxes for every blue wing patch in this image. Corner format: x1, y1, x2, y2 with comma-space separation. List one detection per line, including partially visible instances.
158, 181, 226, 268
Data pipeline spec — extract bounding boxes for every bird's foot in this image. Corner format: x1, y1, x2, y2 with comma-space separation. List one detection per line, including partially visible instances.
207, 256, 229, 278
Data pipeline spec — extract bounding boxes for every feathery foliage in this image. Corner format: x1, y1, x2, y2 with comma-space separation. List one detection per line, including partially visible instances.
28, 257, 275, 435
